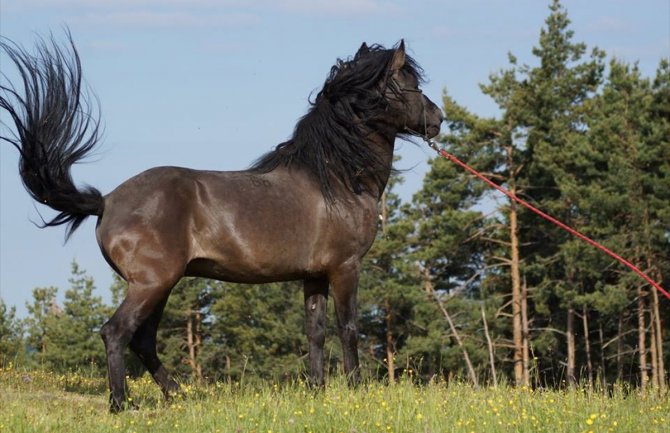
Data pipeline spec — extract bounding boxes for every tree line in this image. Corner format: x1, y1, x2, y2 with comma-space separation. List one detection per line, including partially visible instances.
1, 1, 668, 389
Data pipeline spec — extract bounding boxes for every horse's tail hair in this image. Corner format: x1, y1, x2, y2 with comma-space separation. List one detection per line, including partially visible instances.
0, 31, 104, 240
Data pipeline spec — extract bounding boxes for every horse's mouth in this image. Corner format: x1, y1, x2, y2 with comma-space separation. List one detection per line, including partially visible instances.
425, 124, 441, 138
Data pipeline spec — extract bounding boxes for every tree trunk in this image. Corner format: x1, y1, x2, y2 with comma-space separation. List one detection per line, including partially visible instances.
582, 305, 593, 387
481, 305, 498, 387
616, 315, 624, 382
186, 310, 203, 381
384, 300, 395, 383
521, 277, 530, 386
422, 266, 478, 387
380, 189, 388, 233
650, 318, 659, 389
566, 307, 576, 387
195, 311, 203, 380
645, 207, 665, 389
186, 313, 196, 373
649, 268, 665, 390
509, 191, 524, 387
598, 323, 607, 389
652, 290, 665, 389
637, 284, 648, 391
380, 189, 395, 383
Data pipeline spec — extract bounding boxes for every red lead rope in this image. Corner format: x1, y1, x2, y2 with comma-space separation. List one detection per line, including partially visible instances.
425, 139, 670, 302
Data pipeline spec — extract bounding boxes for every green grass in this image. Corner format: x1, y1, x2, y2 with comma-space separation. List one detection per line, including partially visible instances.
0, 366, 667, 433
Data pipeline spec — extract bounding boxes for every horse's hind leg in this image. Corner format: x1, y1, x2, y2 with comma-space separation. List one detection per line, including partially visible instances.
101, 279, 177, 412
129, 297, 180, 398
304, 278, 328, 387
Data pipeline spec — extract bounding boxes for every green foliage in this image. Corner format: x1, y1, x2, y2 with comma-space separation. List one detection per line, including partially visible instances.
412, 158, 488, 292
358, 169, 420, 378
0, 299, 25, 367
408, 155, 491, 379
157, 277, 217, 379
40, 262, 110, 373
24, 285, 59, 364
203, 281, 306, 381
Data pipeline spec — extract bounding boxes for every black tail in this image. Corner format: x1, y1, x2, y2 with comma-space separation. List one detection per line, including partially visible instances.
0, 31, 104, 240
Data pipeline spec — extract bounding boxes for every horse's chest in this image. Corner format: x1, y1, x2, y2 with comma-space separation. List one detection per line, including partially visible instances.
360, 206, 378, 239
338, 205, 378, 251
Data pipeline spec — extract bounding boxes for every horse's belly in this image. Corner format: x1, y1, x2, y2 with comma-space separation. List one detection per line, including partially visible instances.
184, 256, 319, 283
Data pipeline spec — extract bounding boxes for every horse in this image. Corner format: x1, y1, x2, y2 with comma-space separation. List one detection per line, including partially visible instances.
0, 33, 443, 412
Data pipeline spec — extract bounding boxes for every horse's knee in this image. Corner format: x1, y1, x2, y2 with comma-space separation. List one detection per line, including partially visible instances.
101, 317, 134, 349
100, 319, 116, 345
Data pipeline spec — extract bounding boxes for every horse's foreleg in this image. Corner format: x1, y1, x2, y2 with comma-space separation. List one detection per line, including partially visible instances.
129, 297, 180, 399
304, 278, 328, 388
101, 281, 175, 413
330, 264, 361, 385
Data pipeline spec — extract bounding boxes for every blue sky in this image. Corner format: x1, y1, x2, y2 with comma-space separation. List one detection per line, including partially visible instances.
1, 0, 668, 317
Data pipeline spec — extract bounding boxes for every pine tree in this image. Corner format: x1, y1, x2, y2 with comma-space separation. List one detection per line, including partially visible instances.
409, 0, 668, 389
440, 86, 531, 385
434, 0, 640, 388
358, 167, 425, 382
24, 286, 59, 366
204, 281, 305, 381
499, 0, 604, 387
40, 262, 110, 372
648, 59, 670, 388
0, 299, 25, 367
158, 277, 219, 381
406, 144, 490, 382
577, 59, 670, 388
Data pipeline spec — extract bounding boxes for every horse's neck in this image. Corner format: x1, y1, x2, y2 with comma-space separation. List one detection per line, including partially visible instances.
361, 130, 396, 201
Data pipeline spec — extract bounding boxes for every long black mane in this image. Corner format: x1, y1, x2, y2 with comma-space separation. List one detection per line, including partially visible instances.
251, 42, 424, 202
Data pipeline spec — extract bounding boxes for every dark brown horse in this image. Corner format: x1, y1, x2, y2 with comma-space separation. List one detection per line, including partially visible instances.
0, 34, 442, 411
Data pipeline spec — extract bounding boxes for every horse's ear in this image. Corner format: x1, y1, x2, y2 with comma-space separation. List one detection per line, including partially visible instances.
390, 39, 406, 71
356, 42, 369, 58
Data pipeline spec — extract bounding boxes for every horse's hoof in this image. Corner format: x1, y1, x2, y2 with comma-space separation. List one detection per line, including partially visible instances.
109, 398, 139, 413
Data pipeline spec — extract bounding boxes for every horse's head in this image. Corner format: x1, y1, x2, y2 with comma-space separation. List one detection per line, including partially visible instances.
253, 41, 444, 201
355, 40, 443, 139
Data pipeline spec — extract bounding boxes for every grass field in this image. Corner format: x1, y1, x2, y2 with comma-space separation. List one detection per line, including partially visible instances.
0, 366, 667, 433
